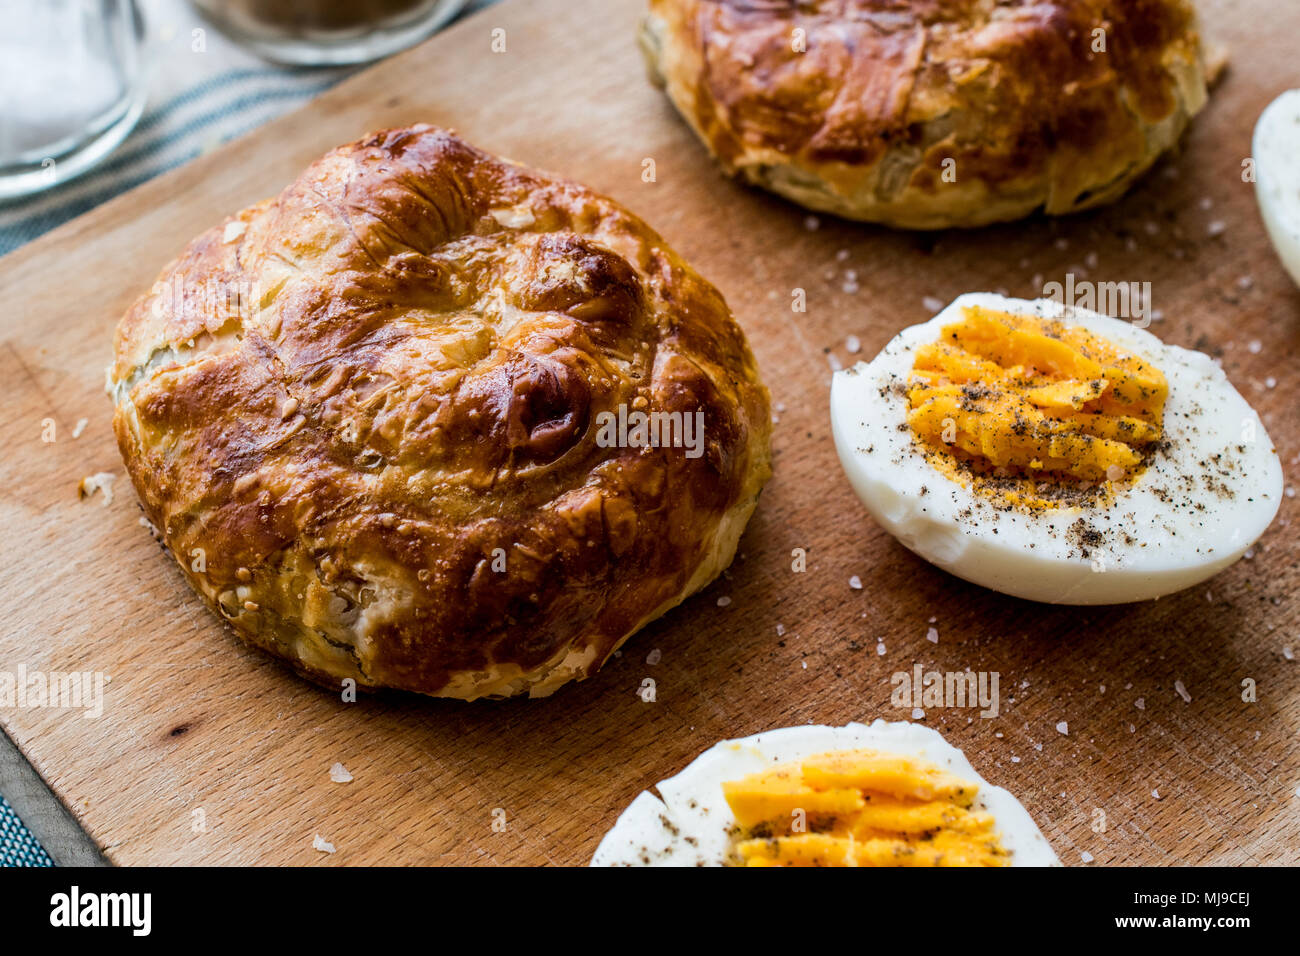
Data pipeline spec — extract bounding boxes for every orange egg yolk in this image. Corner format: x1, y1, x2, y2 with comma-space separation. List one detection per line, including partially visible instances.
722, 750, 1009, 867
906, 306, 1168, 509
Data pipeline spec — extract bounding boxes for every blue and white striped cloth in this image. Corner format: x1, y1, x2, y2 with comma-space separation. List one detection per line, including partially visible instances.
0, 0, 491, 866
0, 63, 352, 256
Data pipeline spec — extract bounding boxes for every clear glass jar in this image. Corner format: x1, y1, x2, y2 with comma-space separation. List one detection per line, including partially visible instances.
189, 0, 467, 66
0, 0, 149, 201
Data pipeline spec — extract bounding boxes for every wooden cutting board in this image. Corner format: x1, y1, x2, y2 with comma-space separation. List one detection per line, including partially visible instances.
1, 0, 1297, 866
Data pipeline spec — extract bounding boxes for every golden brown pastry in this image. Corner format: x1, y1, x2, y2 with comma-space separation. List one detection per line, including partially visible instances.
640, 0, 1211, 228
110, 126, 771, 699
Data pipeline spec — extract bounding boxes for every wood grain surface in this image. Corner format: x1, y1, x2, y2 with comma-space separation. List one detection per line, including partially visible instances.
0, 0, 1296, 866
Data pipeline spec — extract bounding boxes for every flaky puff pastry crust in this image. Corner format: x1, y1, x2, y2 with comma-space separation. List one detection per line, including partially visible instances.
110, 126, 771, 700
641, 0, 1211, 228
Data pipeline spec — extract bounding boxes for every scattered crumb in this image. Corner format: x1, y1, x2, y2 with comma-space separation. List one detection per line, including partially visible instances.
926, 627, 939, 644
78, 472, 116, 506
312, 834, 336, 854
849, 575, 863, 590
803, 215, 820, 231
716, 596, 731, 608
911, 707, 925, 720
1080, 851, 1094, 864
329, 763, 353, 784
922, 295, 945, 313
1135, 698, 1145, 710
845, 334, 861, 354
1055, 721, 1069, 735
72, 418, 88, 439
775, 623, 786, 637
1174, 680, 1192, 704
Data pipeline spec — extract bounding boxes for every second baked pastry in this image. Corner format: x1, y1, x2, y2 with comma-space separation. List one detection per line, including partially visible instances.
641, 0, 1211, 228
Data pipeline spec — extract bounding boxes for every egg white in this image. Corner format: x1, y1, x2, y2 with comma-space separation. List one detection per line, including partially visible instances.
590, 720, 1061, 867
1254, 89, 1300, 288
829, 293, 1282, 605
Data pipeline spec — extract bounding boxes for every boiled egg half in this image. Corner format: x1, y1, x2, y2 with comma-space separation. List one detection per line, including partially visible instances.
830, 293, 1282, 604
591, 720, 1060, 866
1254, 89, 1300, 288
